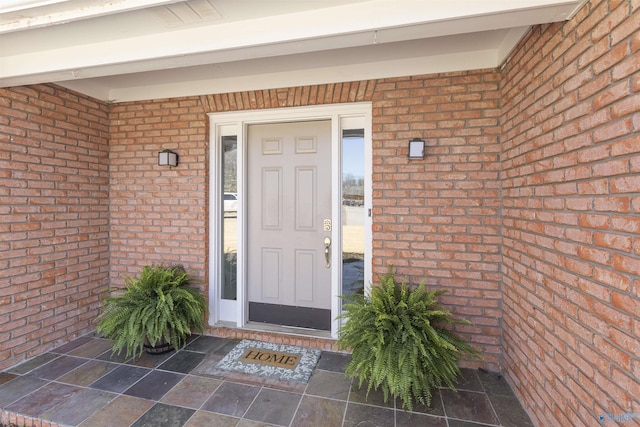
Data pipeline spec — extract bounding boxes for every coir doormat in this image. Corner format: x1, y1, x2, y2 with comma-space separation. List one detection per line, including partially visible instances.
215, 340, 320, 383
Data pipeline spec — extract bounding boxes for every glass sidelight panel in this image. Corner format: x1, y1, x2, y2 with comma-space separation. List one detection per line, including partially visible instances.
342, 129, 365, 296
222, 135, 237, 300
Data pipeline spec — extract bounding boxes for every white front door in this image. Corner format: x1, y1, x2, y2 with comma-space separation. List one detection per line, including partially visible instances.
247, 120, 332, 330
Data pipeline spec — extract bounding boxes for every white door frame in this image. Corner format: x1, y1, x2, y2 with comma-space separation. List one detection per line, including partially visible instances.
208, 103, 372, 338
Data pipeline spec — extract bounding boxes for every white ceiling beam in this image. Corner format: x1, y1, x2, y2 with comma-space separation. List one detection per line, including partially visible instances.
115, 51, 500, 103
58, 29, 505, 102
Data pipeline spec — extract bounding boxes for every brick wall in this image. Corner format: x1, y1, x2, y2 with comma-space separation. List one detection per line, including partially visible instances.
108, 98, 208, 287
501, 0, 640, 425
371, 72, 503, 369
0, 85, 109, 371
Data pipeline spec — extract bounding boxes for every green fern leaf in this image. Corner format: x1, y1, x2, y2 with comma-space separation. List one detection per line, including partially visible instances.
337, 265, 482, 410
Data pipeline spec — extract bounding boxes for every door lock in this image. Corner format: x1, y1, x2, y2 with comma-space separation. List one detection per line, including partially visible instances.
323, 237, 331, 268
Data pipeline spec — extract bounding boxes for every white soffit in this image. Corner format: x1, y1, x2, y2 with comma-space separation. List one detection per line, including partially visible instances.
0, 0, 586, 102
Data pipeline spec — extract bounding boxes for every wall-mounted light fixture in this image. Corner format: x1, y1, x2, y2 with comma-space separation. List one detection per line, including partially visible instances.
408, 138, 425, 159
158, 149, 178, 167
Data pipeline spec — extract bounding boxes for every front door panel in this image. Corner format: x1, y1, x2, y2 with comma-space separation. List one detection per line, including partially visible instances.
247, 120, 332, 330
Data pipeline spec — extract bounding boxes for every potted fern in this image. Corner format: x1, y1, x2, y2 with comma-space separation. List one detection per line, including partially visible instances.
337, 266, 481, 410
97, 264, 207, 359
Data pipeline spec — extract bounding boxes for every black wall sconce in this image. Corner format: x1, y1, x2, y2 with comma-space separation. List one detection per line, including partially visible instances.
408, 138, 425, 159
158, 149, 178, 167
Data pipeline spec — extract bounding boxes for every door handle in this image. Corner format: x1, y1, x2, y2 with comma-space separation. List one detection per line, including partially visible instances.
323, 237, 331, 268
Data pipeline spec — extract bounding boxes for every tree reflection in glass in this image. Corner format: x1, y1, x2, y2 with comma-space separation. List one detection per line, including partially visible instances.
342, 129, 365, 296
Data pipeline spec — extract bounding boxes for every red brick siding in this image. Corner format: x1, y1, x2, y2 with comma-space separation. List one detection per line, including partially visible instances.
200, 80, 376, 111
108, 97, 209, 287
2, 409, 64, 427
501, 0, 640, 425
371, 72, 503, 370
0, 85, 109, 371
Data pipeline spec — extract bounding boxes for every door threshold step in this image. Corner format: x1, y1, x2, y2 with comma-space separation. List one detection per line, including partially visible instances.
206, 323, 342, 352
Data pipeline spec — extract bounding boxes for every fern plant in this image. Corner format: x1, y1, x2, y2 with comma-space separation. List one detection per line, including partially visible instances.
337, 266, 481, 410
97, 265, 207, 359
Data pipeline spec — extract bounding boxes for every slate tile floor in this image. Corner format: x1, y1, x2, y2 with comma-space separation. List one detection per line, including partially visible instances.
0, 333, 534, 427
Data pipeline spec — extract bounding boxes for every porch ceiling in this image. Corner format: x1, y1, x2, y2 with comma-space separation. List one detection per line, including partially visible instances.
0, 0, 585, 102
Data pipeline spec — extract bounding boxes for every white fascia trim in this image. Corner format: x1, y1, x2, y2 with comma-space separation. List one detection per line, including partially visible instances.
0, 0, 180, 33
